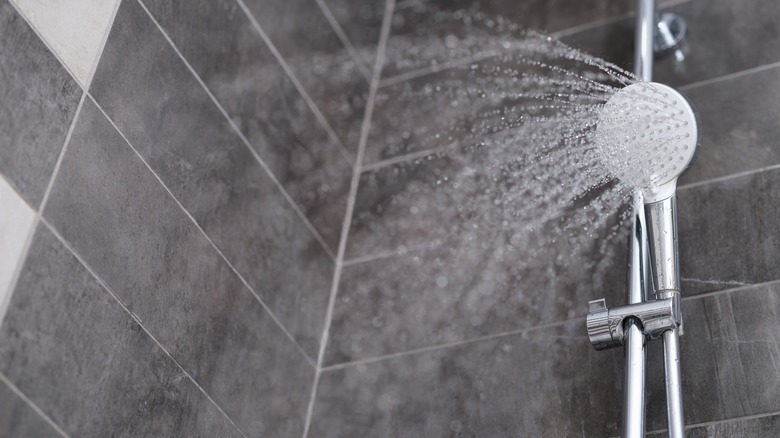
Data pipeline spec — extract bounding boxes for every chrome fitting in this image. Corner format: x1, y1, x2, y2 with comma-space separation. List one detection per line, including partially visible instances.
587, 292, 681, 351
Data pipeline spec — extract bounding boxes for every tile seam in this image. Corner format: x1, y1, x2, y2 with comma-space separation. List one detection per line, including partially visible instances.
378, 51, 498, 88
232, 0, 356, 163
357, 120, 780, 203
136, 0, 337, 262
0, 371, 69, 437
0, 95, 88, 438
11, 0, 320, 419
319, 278, 780, 370
0, 92, 86, 326
641, 410, 780, 437
0, 91, 87, 437
313, 0, 372, 79
679, 163, 780, 192
321, 315, 587, 372
84, 0, 122, 90
87, 93, 317, 369
359, 140, 461, 172
6, 1, 82, 87
549, 0, 694, 40
40, 219, 250, 438
301, 0, 396, 436
679, 60, 780, 92
341, 237, 445, 266
11, 0, 320, 369
376, 0, 694, 87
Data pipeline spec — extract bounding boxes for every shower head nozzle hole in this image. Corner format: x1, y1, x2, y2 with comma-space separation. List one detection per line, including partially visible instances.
595, 82, 699, 191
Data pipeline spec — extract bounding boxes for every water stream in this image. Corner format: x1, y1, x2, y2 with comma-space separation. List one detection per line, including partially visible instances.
355, 6, 693, 282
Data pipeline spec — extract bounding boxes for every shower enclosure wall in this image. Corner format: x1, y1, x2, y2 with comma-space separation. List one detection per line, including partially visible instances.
0, 0, 779, 436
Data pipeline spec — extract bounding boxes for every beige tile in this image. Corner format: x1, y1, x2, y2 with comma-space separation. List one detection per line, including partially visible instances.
0, 177, 36, 325
10, 0, 120, 85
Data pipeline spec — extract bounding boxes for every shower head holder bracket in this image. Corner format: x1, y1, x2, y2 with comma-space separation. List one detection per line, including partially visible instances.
586, 291, 681, 351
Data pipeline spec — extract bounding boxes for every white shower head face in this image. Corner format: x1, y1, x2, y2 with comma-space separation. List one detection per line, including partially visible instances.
595, 82, 698, 202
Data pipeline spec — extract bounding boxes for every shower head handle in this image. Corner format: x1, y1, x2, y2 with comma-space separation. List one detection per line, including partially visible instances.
645, 195, 681, 300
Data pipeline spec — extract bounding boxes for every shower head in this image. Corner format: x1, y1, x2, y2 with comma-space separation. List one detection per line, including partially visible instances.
595, 82, 699, 203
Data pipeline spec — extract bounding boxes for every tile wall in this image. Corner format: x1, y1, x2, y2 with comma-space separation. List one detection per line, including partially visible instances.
1, 0, 779, 436
0, 0, 381, 435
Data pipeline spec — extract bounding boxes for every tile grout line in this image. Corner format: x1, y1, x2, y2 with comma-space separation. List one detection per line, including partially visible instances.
548, 13, 635, 40
341, 237, 445, 266
313, 0, 372, 80
6, 1, 81, 88
87, 93, 316, 369
40, 219, 250, 438
0, 371, 69, 437
232, 0, 356, 164
378, 51, 498, 88
642, 410, 780, 436
547, 0, 694, 40
380, 19, 780, 96
359, 140, 461, 172
1, 4, 282, 432
319, 278, 780, 372
0, 91, 85, 328
678, 163, 780, 192
678, 61, 780, 92
14, 0, 780, 431
679, 278, 780, 302
377, 1, 687, 87
136, 0, 337, 262
525, 0, 692, 41
0, 92, 87, 438
322, 315, 587, 372
361, 89, 780, 192
301, 0, 396, 436
83, 0, 122, 90
377, 0, 696, 87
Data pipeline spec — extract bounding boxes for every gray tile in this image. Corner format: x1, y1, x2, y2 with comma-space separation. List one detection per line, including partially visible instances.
644, 283, 780, 431
142, 0, 352, 251
0, 1, 82, 206
0, 226, 241, 437
677, 65, 780, 186
322, 0, 386, 68
314, 320, 624, 437
89, 0, 334, 359
242, 0, 370, 152
678, 168, 780, 295
561, 0, 780, 88
0, 379, 60, 438
327, 222, 625, 365
647, 414, 780, 438
42, 98, 315, 436
312, 283, 780, 436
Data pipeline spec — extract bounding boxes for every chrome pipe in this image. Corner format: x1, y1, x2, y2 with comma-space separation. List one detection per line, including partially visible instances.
627, 1, 654, 433
634, 0, 656, 81
623, 323, 646, 438
623, 191, 648, 438
662, 327, 685, 438
645, 195, 686, 438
